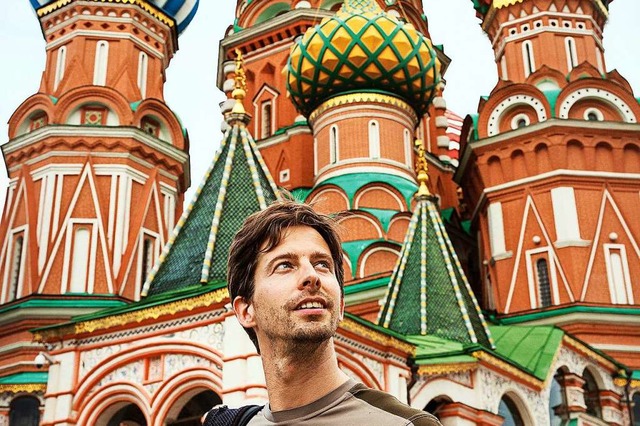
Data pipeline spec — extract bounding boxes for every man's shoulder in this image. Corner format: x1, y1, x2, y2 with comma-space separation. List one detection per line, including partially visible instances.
347, 384, 442, 425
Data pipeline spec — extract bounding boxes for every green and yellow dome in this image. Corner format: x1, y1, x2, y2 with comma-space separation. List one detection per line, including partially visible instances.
286, 0, 441, 117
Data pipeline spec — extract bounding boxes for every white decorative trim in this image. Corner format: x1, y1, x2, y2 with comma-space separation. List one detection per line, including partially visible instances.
358, 247, 399, 279
354, 187, 404, 211
551, 187, 581, 242
583, 107, 604, 121
487, 95, 547, 136
315, 162, 413, 185
93, 40, 109, 86
308, 188, 349, 210
558, 88, 637, 123
522, 40, 535, 78
510, 113, 530, 130
487, 202, 506, 257
54, 45, 67, 91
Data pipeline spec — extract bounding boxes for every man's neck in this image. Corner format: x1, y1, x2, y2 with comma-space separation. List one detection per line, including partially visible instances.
260, 338, 350, 412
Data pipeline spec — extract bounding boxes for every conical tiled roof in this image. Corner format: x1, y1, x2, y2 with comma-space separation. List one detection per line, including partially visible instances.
141, 117, 280, 297
377, 192, 494, 349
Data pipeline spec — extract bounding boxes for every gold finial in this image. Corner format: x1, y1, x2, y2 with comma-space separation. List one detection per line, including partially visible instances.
231, 48, 247, 114
414, 139, 431, 197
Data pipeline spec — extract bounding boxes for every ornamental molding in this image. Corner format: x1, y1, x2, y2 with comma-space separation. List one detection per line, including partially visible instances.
472, 350, 543, 388
562, 335, 617, 371
417, 362, 478, 376
37, 0, 174, 31
487, 94, 547, 136
0, 384, 46, 394
34, 288, 229, 342
339, 318, 415, 356
309, 93, 417, 124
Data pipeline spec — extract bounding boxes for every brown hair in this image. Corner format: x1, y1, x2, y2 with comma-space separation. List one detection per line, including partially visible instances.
227, 199, 345, 351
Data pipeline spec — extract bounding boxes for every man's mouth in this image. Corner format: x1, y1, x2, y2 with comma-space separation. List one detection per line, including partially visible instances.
296, 301, 326, 310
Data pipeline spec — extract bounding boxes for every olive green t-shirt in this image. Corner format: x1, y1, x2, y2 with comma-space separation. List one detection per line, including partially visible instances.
248, 379, 441, 425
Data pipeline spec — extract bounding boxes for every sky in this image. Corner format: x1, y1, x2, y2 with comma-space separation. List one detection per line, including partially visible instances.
0, 0, 638, 206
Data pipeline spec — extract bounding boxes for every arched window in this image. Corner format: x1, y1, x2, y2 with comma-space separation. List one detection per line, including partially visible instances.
137, 51, 148, 98
632, 392, 640, 426
8, 235, 24, 302
498, 395, 525, 426
93, 40, 109, 86
549, 370, 567, 426
582, 369, 602, 418
606, 246, 632, 304
9, 396, 40, 426
404, 129, 412, 166
54, 46, 67, 91
522, 40, 535, 78
69, 227, 90, 293
537, 258, 552, 307
330, 125, 339, 164
565, 37, 578, 71
261, 101, 272, 138
369, 120, 380, 159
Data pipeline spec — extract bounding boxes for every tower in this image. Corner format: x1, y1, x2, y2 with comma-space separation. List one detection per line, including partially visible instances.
0, 0, 197, 421
457, 0, 640, 369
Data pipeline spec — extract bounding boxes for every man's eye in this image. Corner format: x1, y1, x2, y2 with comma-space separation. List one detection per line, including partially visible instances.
275, 262, 293, 271
315, 261, 331, 270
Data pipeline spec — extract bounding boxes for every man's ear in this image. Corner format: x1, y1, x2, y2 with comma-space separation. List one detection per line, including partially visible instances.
233, 295, 256, 328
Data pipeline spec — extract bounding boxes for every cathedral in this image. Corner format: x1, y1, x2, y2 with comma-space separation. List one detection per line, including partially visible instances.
0, 0, 639, 425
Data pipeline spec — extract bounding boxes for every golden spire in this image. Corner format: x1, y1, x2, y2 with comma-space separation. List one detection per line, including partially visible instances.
414, 139, 431, 197
231, 49, 247, 114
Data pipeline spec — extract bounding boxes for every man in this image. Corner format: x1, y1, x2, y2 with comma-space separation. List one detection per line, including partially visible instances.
226, 200, 441, 425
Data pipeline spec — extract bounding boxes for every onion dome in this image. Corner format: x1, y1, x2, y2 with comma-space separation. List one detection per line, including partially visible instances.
29, 0, 199, 35
286, 0, 441, 117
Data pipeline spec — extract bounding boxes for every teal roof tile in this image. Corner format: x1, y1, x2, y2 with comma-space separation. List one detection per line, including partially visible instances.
142, 119, 280, 297
0, 372, 48, 385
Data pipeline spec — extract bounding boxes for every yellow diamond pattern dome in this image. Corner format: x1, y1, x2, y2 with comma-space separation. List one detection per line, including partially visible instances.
286, 0, 441, 117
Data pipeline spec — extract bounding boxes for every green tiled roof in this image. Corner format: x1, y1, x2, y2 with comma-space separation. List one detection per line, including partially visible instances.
318, 173, 417, 208
344, 276, 389, 295
0, 372, 48, 385
542, 89, 561, 117
142, 120, 280, 297
489, 325, 563, 381
377, 195, 494, 348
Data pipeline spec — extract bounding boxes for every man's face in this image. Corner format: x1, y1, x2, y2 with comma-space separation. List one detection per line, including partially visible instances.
235, 226, 344, 350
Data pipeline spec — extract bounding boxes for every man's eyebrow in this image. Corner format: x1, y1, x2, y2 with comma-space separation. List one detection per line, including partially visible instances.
264, 252, 295, 272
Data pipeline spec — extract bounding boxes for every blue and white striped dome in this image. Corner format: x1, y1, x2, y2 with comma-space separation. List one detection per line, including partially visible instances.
30, 0, 199, 35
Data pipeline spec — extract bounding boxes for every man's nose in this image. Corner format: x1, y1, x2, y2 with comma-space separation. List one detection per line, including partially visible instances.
300, 261, 320, 290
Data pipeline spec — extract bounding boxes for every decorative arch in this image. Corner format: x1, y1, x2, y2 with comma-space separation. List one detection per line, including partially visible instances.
335, 345, 383, 390
487, 94, 547, 136
558, 87, 637, 123
8, 93, 56, 138
151, 370, 223, 426
54, 86, 133, 125
387, 214, 411, 243
254, 3, 290, 25
566, 140, 585, 169
510, 149, 527, 180
354, 185, 405, 211
534, 143, 552, 174
358, 243, 400, 278
307, 186, 350, 212
623, 143, 640, 173
594, 142, 614, 171
337, 213, 383, 241
487, 155, 504, 187
134, 98, 186, 149
76, 382, 151, 426
497, 390, 534, 425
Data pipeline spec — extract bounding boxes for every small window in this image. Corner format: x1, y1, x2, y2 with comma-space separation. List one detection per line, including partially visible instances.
368, 120, 380, 159
69, 227, 91, 293
536, 258, 552, 307
279, 169, 290, 183
30, 113, 48, 131
565, 37, 578, 71
9, 396, 40, 426
584, 108, 603, 122
403, 129, 412, 166
498, 395, 525, 426
141, 116, 160, 137
563, 21, 571, 28
330, 125, 338, 164
509, 28, 517, 35
549, 19, 558, 27
54, 46, 67, 91
522, 40, 535, 78
261, 101, 272, 139
93, 40, 109, 86
81, 106, 108, 126
510, 113, 530, 130
137, 51, 148, 98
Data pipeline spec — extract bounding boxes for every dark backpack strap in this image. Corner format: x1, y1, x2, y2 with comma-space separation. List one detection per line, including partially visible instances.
232, 404, 263, 426
202, 404, 263, 426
